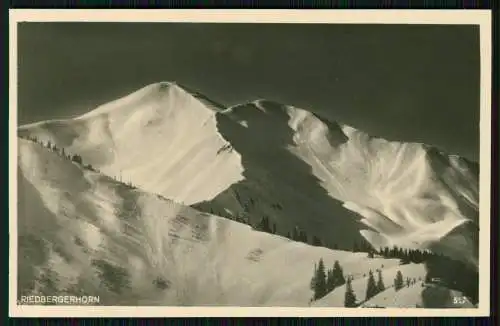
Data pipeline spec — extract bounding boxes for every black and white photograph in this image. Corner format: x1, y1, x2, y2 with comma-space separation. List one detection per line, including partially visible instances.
9, 10, 492, 317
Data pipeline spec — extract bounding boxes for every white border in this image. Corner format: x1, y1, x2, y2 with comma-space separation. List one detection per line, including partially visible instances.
9, 9, 492, 318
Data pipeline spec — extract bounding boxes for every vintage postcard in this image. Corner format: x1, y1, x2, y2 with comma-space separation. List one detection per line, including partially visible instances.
9, 9, 492, 317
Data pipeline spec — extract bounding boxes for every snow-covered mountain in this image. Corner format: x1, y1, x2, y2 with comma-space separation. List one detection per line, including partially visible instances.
18, 138, 475, 307
17, 81, 479, 266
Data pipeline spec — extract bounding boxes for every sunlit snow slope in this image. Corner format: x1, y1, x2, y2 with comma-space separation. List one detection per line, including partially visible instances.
18, 138, 434, 306
19, 82, 244, 206
18, 82, 479, 265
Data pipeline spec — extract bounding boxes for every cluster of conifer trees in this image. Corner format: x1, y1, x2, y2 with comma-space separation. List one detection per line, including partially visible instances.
310, 257, 425, 307
309, 259, 346, 301
364, 269, 385, 301
252, 215, 327, 248
254, 215, 277, 234
229, 190, 331, 247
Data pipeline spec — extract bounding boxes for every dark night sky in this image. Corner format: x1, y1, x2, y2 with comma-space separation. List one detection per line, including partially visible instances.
17, 23, 480, 161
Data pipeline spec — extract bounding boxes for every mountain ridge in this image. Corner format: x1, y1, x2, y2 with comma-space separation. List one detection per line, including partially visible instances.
19, 81, 479, 165
17, 81, 480, 265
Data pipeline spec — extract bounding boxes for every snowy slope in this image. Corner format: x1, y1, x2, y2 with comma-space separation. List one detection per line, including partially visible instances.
17, 82, 479, 265
313, 263, 426, 307
17, 138, 436, 306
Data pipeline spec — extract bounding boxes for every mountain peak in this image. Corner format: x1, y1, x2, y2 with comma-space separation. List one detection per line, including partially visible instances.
73, 81, 225, 121
136, 81, 191, 97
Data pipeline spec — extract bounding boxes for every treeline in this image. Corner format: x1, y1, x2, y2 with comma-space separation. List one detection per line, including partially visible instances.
208, 205, 385, 255
249, 215, 315, 245
21, 136, 93, 170
351, 239, 377, 255
225, 190, 382, 253
228, 190, 329, 247
376, 246, 433, 264
208, 205, 327, 247
20, 135, 138, 190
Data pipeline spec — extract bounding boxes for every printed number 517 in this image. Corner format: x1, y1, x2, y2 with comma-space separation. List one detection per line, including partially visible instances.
453, 296, 468, 304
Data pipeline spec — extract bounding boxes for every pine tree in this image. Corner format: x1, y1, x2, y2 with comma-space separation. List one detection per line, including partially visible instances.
365, 270, 378, 300
332, 260, 346, 287
258, 216, 271, 233
408, 249, 415, 263
313, 258, 327, 300
394, 271, 404, 291
292, 226, 300, 241
326, 268, 335, 292
353, 242, 359, 252
376, 270, 385, 293
312, 235, 322, 247
300, 230, 308, 243
272, 223, 277, 234
344, 276, 357, 307
391, 245, 398, 258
